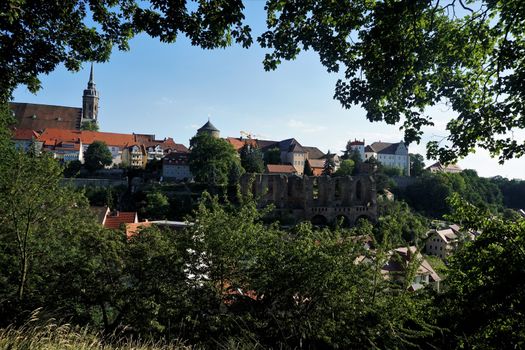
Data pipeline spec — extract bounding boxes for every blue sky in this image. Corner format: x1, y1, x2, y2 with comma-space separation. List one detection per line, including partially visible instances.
12, 2, 525, 179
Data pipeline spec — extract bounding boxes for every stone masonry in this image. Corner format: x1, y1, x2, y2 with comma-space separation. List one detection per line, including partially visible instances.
240, 173, 377, 226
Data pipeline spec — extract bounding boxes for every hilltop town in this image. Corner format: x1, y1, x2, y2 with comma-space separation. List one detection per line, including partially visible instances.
2, 1, 525, 347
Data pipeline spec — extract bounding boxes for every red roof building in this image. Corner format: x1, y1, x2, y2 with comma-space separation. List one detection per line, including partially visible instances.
103, 211, 139, 230
266, 164, 298, 175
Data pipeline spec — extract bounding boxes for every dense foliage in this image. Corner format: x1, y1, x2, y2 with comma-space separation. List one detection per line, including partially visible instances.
239, 143, 264, 173
84, 141, 113, 171
401, 170, 503, 218
188, 133, 242, 185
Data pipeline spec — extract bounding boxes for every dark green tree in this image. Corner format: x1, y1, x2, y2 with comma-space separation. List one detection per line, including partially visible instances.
84, 141, 112, 171
263, 146, 281, 165
322, 151, 335, 176
410, 153, 426, 177
239, 143, 264, 173
259, 1, 525, 163
189, 133, 241, 186
334, 159, 355, 176
304, 160, 314, 176
63, 160, 82, 178
436, 194, 525, 349
143, 191, 170, 220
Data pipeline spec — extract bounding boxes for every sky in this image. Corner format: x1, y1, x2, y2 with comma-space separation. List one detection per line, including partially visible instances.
12, 2, 525, 179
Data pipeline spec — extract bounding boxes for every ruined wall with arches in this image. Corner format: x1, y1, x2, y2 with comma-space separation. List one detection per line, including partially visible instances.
240, 174, 377, 226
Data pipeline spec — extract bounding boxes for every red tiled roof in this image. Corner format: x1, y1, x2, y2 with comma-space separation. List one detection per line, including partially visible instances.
225, 137, 245, 151
266, 164, 297, 174
38, 128, 136, 148
103, 211, 138, 229
125, 222, 152, 239
225, 137, 257, 151
10, 102, 82, 131
349, 140, 365, 146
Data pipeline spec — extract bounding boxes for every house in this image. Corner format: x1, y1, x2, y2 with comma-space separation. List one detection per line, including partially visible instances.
227, 136, 325, 175
162, 151, 192, 181
381, 247, 441, 291
103, 210, 139, 229
347, 139, 366, 161
306, 159, 325, 176
11, 128, 42, 152
427, 162, 462, 173
37, 128, 136, 165
265, 164, 298, 175
364, 141, 410, 175
122, 144, 147, 168
425, 228, 458, 259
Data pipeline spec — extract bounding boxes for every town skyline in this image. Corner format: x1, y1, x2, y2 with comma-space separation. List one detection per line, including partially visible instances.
11, 2, 525, 179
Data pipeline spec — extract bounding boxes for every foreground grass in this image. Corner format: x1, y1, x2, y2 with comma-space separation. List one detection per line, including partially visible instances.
0, 311, 188, 350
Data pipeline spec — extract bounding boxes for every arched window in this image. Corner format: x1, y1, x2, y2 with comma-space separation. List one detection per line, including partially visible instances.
355, 180, 362, 201
335, 180, 341, 198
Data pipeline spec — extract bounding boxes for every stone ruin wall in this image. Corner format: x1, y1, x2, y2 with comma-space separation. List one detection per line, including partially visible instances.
240, 174, 377, 226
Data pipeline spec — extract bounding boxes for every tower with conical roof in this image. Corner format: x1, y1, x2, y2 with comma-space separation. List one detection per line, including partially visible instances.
82, 63, 99, 124
197, 119, 220, 138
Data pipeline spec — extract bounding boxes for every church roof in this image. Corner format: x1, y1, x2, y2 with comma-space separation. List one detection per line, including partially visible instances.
10, 102, 82, 131
198, 120, 219, 132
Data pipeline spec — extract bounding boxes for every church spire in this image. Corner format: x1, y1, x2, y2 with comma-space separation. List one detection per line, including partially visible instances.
89, 62, 94, 84
82, 62, 99, 123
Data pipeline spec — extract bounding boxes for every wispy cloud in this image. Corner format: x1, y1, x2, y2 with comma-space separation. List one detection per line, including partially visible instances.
155, 96, 177, 105
287, 119, 327, 133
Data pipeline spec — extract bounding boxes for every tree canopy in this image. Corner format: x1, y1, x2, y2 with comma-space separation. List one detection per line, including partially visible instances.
188, 133, 241, 185
3, 1, 523, 163
84, 141, 113, 171
239, 143, 264, 173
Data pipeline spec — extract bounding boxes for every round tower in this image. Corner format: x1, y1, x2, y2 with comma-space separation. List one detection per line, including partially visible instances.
197, 119, 220, 138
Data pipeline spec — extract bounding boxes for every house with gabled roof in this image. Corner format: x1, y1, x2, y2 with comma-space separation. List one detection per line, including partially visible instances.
425, 228, 459, 259
226, 135, 326, 175
364, 141, 410, 175
427, 162, 462, 173
265, 164, 298, 175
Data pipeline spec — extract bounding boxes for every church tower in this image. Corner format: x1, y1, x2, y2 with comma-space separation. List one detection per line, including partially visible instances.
82, 63, 99, 123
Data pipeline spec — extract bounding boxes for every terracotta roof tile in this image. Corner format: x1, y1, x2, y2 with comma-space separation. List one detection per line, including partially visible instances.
103, 211, 138, 229
266, 164, 298, 174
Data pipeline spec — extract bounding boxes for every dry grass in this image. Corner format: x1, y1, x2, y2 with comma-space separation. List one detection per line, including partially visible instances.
0, 309, 189, 350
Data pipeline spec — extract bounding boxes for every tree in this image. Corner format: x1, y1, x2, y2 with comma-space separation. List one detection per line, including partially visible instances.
189, 133, 241, 186
80, 120, 99, 131
322, 151, 335, 176
436, 194, 525, 349
0, 148, 92, 303
0, 1, 251, 101
304, 160, 314, 176
63, 160, 82, 178
84, 141, 112, 171
3, 2, 525, 164
263, 147, 281, 165
259, 1, 525, 164
334, 159, 354, 176
143, 191, 170, 220
239, 143, 264, 173
410, 153, 426, 177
